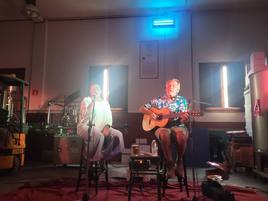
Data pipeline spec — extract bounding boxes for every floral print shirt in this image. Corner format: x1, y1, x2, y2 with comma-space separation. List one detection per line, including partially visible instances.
144, 95, 188, 126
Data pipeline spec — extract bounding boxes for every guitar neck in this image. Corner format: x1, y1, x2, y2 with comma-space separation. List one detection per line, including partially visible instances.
142, 108, 201, 131
161, 111, 199, 119
161, 113, 181, 119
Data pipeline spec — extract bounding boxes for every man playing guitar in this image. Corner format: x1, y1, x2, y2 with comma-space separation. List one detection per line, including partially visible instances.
139, 78, 189, 178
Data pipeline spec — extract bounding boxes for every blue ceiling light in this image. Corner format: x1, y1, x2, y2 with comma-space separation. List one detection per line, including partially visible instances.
153, 18, 175, 28
139, 13, 185, 40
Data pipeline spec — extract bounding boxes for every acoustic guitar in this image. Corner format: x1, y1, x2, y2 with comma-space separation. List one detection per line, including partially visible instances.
142, 107, 200, 131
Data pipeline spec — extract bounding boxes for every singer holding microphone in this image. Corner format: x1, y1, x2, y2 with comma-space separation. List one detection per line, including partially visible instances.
77, 83, 124, 161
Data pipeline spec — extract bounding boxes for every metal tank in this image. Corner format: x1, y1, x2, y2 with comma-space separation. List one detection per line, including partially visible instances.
249, 68, 268, 153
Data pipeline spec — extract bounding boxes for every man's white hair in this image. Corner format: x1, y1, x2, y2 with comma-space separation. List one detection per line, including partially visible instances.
166, 78, 180, 86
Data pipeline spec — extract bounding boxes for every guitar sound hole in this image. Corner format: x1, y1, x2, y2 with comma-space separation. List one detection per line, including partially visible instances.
157, 115, 163, 120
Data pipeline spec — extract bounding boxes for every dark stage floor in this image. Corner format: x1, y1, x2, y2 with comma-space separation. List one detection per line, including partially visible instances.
0, 161, 268, 200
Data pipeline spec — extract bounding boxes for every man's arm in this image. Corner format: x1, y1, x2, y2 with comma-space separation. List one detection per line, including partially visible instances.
139, 105, 158, 119
180, 112, 189, 123
180, 97, 189, 123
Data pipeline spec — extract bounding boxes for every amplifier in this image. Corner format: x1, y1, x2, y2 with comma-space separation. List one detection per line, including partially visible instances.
53, 136, 82, 165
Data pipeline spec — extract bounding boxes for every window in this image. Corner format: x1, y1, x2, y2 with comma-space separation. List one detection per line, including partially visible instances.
199, 62, 245, 110
88, 65, 128, 110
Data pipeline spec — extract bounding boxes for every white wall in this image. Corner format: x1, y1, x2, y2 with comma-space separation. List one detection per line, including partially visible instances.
1, 9, 268, 123
0, 21, 33, 70
30, 12, 192, 112
0, 21, 33, 88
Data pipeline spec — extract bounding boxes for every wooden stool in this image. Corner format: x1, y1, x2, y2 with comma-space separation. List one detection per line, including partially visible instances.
76, 142, 109, 194
128, 155, 165, 201
155, 138, 189, 198
162, 156, 189, 197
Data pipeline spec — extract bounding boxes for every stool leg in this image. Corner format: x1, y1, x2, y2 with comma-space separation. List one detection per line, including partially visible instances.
162, 177, 166, 197
128, 173, 134, 201
76, 159, 83, 192
162, 167, 167, 197
105, 161, 109, 190
157, 174, 162, 201
177, 176, 183, 192
183, 162, 189, 197
176, 158, 190, 197
139, 180, 144, 193
76, 146, 85, 192
94, 162, 99, 194
88, 162, 93, 188
176, 174, 189, 196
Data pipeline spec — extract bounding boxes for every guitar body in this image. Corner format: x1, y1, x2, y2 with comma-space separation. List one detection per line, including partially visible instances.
142, 107, 170, 131
142, 107, 200, 131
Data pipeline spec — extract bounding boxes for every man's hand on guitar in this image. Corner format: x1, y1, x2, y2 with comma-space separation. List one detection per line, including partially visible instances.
150, 112, 158, 120
180, 112, 189, 123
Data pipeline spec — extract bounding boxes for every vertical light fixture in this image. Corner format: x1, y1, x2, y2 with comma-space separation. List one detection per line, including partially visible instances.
222, 65, 229, 108
103, 68, 109, 100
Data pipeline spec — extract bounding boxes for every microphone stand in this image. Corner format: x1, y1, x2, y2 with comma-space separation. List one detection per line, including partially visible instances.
47, 101, 52, 125
187, 101, 198, 201
82, 96, 96, 201
187, 99, 209, 201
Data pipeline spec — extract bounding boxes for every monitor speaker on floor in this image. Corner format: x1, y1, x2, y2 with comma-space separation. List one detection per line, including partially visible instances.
185, 128, 210, 168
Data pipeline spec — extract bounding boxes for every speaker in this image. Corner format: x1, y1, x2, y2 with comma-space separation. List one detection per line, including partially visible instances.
53, 136, 82, 165
185, 128, 210, 167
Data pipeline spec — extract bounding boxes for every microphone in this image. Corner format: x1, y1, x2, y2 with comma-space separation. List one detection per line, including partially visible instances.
91, 94, 96, 101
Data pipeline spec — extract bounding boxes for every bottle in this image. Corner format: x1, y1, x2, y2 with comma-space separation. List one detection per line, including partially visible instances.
151, 140, 158, 156
131, 144, 140, 156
